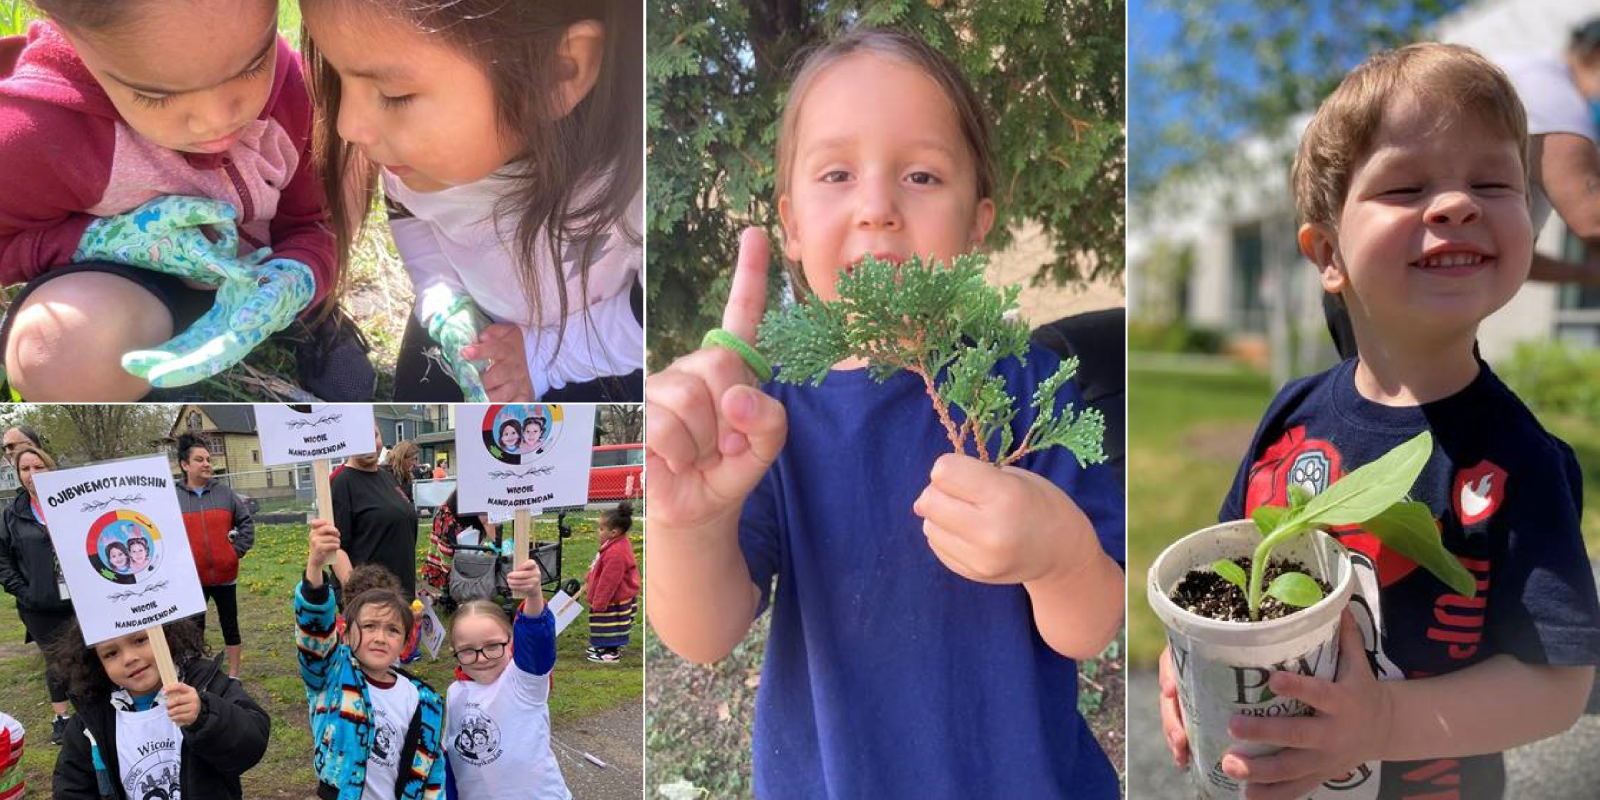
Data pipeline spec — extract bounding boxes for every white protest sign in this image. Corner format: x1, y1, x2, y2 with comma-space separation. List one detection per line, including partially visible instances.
547, 591, 585, 636
455, 404, 595, 515
32, 455, 205, 646
418, 595, 446, 660
254, 404, 378, 465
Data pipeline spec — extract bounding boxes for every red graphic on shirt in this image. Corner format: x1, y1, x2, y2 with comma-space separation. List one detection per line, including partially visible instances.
1243, 426, 1343, 512
1335, 527, 1427, 589
1452, 461, 1506, 527
1245, 428, 1435, 589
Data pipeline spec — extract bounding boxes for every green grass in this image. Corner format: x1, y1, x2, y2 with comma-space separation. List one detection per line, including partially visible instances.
1126, 361, 1600, 667
0, 515, 641, 795
1125, 363, 1275, 666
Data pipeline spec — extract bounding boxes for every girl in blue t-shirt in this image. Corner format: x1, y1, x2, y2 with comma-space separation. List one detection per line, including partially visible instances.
644, 27, 1126, 798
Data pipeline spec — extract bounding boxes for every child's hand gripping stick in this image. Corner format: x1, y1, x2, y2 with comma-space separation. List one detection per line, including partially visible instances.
645, 227, 789, 529
121, 258, 316, 387
305, 518, 341, 585
426, 294, 493, 402
74, 195, 265, 283
507, 556, 545, 613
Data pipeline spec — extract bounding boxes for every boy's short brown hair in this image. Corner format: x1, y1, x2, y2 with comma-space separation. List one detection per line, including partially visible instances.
1291, 43, 1528, 228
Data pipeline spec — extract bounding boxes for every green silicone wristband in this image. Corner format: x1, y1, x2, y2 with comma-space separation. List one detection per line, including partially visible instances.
702, 328, 773, 382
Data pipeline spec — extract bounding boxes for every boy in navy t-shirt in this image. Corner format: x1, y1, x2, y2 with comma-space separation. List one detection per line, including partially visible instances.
1159, 43, 1600, 799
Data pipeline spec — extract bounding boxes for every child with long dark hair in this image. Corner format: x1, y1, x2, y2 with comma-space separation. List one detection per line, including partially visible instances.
300, 0, 643, 402
48, 618, 270, 799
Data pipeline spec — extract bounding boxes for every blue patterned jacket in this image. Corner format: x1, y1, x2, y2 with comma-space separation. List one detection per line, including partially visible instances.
295, 579, 445, 800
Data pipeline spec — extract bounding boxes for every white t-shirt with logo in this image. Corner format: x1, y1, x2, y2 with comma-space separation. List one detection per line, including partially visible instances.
446, 658, 570, 800
361, 676, 420, 800
115, 705, 182, 800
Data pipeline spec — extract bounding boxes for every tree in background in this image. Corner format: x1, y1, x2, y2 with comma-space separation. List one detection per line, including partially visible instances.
599, 404, 644, 445
1129, 0, 1463, 197
648, 0, 1125, 367
0, 405, 175, 463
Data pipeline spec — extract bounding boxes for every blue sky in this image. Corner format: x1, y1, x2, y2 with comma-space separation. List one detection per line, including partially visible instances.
1128, 0, 1464, 193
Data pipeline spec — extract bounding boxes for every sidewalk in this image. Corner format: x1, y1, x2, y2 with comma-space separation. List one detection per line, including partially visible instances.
555, 697, 644, 799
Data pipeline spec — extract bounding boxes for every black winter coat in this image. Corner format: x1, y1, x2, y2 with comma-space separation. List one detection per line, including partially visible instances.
0, 491, 71, 614
53, 654, 271, 800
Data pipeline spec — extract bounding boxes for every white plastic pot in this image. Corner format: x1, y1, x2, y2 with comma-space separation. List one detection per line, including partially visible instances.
1148, 520, 1356, 799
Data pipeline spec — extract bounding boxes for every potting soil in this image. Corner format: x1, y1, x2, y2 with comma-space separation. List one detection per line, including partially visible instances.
1171, 558, 1330, 622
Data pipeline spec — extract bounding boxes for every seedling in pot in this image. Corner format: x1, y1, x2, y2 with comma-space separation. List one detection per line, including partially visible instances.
757, 252, 1106, 467
1210, 430, 1476, 621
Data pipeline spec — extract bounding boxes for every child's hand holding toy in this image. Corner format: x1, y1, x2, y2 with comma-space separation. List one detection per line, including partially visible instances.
462, 323, 532, 402
425, 293, 493, 402
121, 255, 315, 387
73, 195, 262, 284
73, 194, 317, 387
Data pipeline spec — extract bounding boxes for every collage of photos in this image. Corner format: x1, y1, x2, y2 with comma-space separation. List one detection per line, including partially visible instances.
0, 0, 1595, 798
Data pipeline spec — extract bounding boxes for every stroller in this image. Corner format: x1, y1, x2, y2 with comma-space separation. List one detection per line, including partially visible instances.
440, 509, 580, 613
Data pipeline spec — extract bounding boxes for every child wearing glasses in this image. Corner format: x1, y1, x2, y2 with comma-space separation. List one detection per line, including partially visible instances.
445, 558, 570, 799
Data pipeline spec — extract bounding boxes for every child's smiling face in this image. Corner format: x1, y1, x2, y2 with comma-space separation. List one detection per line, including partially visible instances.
451, 614, 511, 684
778, 53, 995, 302
1303, 90, 1531, 340
302, 3, 521, 192
59, 1, 279, 154
94, 630, 160, 694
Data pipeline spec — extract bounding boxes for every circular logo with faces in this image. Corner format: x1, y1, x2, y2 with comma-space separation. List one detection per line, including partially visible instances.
481, 404, 564, 466
85, 510, 164, 585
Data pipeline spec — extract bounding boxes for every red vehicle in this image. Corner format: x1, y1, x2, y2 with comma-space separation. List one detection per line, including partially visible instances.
589, 443, 644, 502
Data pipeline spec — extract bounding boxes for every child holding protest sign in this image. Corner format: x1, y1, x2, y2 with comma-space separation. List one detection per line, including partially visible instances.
48, 618, 270, 800
444, 558, 570, 799
295, 518, 444, 800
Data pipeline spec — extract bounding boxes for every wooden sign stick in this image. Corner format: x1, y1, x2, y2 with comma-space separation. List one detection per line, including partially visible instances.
512, 508, 532, 599
312, 459, 336, 567
146, 624, 180, 688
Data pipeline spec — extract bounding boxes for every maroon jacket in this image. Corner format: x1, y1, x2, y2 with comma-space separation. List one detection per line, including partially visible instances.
0, 22, 335, 304
585, 534, 640, 611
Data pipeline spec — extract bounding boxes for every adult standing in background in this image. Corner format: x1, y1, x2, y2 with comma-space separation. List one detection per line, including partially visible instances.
333, 425, 420, 596
174, 433, 255, 677
1, 426, 41, 461
0, 444, 72, 743
1499, 17, 1600, 283
388, 440, 421, 502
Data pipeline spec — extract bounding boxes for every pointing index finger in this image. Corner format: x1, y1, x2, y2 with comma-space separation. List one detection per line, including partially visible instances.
721, 227, 771, 344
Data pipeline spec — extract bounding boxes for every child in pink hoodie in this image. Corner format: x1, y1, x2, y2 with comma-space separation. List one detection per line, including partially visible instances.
0, 0, 336, 399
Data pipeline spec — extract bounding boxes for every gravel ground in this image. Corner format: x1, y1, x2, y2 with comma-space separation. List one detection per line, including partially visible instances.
555, 696, 644, 799
1128, 560, 1600, 798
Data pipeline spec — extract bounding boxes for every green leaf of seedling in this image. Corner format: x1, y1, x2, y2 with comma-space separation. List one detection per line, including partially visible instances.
1266, 571, 1324, 607
1288, 483, 1310, 510
1211, 559, 1248, 592
1252, 505, 1288, 537
1361, 501, 1477, 598
1297, 431, 1433, 527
